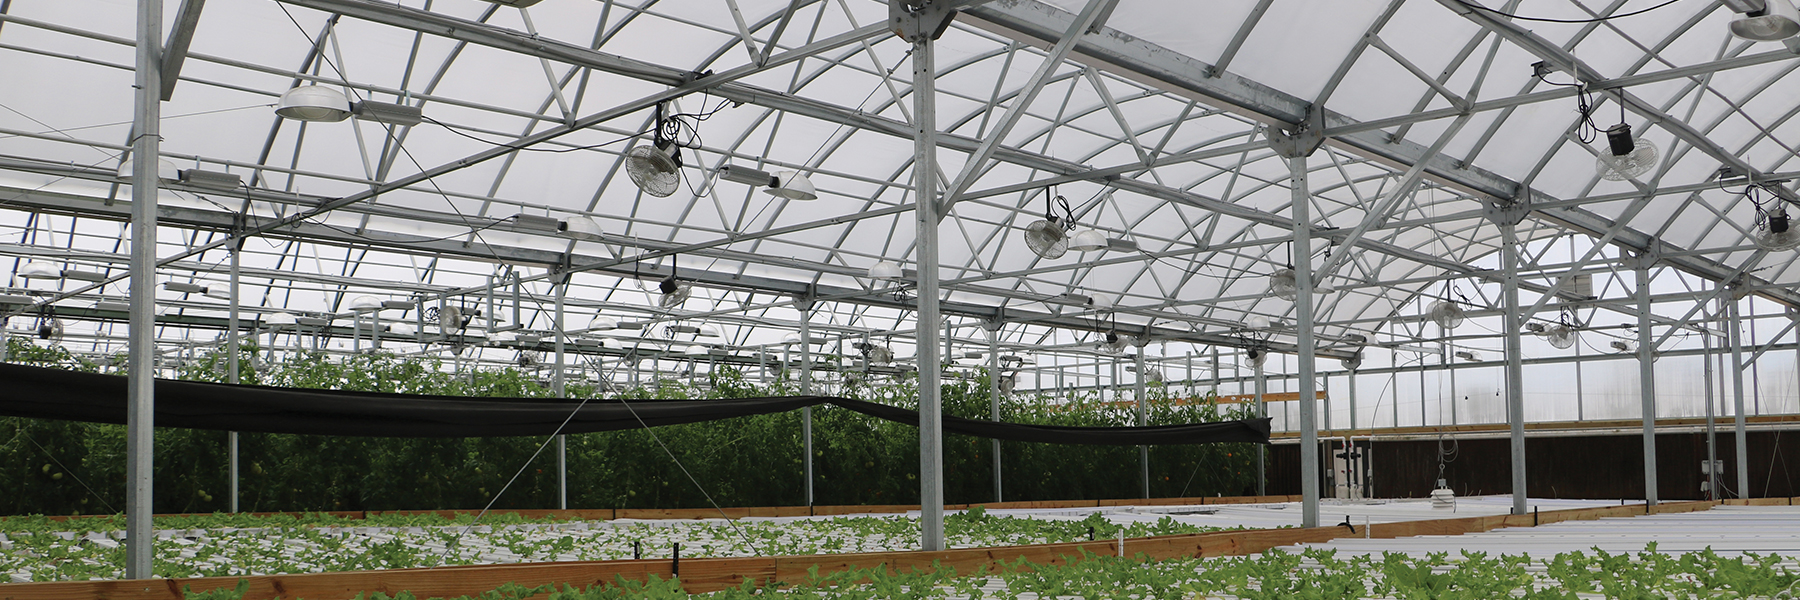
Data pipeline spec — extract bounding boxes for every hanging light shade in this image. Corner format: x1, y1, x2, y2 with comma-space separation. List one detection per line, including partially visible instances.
1090, 292, 1118, 310
1245, 315, 1272, 330
557, 216, 605, 241
264, 312, 298, 326
275, 86, 353, 122
19, 262, 62, 279
349, 295, 383, 312
782, 332, 804, 345
1068, 229, 1108, 252
868, 260, 904, 280
765, 171, 818, 201
1731, 0, 1800, 40
698, 324, 721, 338
588, 316, 618, 331
202, 287, 232, 301
683, 344, 708, 356
387, 322, 417, 336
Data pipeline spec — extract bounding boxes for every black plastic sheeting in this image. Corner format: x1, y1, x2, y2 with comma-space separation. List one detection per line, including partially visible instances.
0, 363, 1270, 445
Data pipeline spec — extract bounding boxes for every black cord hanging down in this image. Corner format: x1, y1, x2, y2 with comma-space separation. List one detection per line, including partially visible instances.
1454, 0, 1685, 24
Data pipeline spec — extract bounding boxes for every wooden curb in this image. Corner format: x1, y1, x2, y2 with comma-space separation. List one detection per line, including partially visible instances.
0, 499, 1738, 600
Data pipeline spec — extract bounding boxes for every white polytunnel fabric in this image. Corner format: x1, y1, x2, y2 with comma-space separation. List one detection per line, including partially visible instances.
0, 0, 1796, 430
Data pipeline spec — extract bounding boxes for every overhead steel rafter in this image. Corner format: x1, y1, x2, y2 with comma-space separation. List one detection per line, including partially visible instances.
0, 183, 1349, 359
125, 0, 1731, 340
961, 0, 1800, 310
225, 0, 1512, 339
27, 1, 896, 309
21, 0, 1792, 351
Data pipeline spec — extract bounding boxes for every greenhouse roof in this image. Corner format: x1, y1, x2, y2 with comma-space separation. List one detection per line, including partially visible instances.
1, 0, 1797, 374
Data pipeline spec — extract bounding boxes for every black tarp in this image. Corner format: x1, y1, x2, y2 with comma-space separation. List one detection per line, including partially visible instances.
0, 362, 1269, 444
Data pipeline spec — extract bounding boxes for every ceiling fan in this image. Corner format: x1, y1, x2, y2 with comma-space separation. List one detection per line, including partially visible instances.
1749, 187, 1800, 251
625, 102, 685, 198
1023, 191, 1075, 260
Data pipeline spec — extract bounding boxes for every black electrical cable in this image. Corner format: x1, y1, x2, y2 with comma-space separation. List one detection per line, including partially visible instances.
423, 116, 642, 154
1536, 73, 1604, 144
1453, 0, 1686, 24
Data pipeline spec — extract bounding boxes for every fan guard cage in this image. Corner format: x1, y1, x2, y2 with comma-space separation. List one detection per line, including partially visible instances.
1596, 138, 1658, 181
1269, 268, 1298, 301
1427, 301, 1466, 330
1023, 218, 1069, 259
1546, 324, 1578, 350
659, 284, 692, 309
1753, 207, 1800, 251
626, 144, 682, 198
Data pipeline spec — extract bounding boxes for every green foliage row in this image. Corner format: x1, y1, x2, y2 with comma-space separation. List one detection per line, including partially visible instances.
181, 546, 1800, 600
3, 506, 1224, 582
0, 336, 1255, 516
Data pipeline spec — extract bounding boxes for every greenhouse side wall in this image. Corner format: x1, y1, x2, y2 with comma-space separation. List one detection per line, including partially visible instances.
1266, 429, 1800, 500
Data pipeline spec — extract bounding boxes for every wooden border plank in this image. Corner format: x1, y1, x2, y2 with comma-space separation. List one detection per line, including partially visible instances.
0, 499, 1734, 600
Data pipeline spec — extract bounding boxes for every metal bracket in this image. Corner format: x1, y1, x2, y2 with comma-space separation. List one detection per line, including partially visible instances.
793, 289, 816, 312
890, 0, 957, 42
1266, 106, 1327, 158
1482, 195, 1530, 228
980, 312, 1003, 332
552, 254, 574, 286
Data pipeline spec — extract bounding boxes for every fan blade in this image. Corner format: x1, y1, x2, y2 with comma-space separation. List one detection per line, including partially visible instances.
1023, 220, 1069, 259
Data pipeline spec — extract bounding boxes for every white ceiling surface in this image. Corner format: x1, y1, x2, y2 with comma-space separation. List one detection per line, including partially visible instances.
0, 0, 1795, 383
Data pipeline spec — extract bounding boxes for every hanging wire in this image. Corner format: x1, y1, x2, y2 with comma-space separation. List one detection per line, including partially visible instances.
1534, 67, 1603, 144
1452, 0, 1685, 24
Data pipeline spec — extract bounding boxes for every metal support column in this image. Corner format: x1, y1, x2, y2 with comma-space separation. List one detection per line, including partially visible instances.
227, 236, 241, 513
1211, 346, 1220, 396
987, 326, 1002, 502
1267, 110, 1323, 526
1135, 345, 1149, 499
126, 0, 164, 578
1727, 294, 1750, 498
1635, 257, 1658, 505
1498, 211, 1528, 516
1254, 359, 1265, 496
897, 0, 951, 551
1288, 155, 1319, 528
799, 303, 814, 506
1703, 315, 1719, 500
553, 279, 568, 510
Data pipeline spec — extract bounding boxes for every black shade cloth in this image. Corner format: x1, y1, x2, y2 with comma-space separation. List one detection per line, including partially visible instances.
0, 362, 1269, 445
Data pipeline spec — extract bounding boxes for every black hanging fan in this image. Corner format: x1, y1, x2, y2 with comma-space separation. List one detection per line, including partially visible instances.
625, 102, 685, 198
1023, 191, 1075, 260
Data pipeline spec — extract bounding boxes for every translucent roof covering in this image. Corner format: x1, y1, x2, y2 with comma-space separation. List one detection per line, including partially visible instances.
0, 0, 1796, 425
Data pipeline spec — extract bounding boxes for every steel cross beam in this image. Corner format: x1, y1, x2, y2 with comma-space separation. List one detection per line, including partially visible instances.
158, 0, 206, 101
937, 0, 1117, 218
243, 0, 1646, 322
0, 184, 1345, 359
28, 4, 891, 309
262, 0, 1511, 288
962, 0, 1800, 310
1440, 0, 1771, 186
